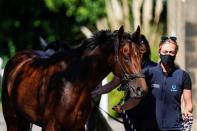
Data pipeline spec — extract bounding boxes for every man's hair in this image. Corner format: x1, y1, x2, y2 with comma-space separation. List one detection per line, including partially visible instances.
159, 39, 179, 53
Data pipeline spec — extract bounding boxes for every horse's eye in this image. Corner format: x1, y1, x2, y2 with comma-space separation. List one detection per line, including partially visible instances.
127, 40, 131, 43
123, 55, 128, 60
123, 54, 130, 63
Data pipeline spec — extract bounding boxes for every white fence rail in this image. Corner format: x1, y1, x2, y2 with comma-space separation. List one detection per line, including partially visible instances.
0, 57, 3, 85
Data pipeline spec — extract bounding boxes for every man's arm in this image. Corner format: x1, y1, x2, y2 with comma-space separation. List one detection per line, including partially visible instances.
182, 71, 193, 118
91, 77, 120, 98
183, 89, 193, 118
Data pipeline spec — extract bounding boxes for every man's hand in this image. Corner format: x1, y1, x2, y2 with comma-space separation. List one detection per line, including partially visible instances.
182, 110, 193, 120
112, 105, 124, 113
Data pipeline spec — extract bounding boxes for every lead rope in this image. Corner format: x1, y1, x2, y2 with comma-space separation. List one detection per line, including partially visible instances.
91, 98, 124, 124
122, 112, 136, 131
180, 116, 193, 131
118, 95, 136, 131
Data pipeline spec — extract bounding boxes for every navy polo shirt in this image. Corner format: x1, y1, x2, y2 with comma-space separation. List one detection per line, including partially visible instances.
144, 64, 192, 130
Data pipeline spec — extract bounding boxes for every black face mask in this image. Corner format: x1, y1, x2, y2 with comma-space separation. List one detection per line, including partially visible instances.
160, 54, 175, 66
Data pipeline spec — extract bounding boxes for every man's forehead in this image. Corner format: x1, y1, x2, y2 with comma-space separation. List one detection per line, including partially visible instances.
160, 42, 176, 50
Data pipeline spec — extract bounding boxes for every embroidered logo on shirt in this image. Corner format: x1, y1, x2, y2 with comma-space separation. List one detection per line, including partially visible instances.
151, 84, 160, 88
171, 84, 177, 92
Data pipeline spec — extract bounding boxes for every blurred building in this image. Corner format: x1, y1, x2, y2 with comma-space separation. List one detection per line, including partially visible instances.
168, 0, 197, 130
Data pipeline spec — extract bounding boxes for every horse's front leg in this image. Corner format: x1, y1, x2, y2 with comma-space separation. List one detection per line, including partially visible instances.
42, 120, 62, 131
77, 127, 85, 131
42, 122, 85, 131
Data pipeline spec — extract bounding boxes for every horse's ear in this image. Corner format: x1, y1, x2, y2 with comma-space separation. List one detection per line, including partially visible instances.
135, 25, 141, 36
118, 25, 124, 40
131, 25, 141, 43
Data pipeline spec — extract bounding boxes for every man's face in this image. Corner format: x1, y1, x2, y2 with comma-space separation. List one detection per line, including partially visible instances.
159, 42, 177, 56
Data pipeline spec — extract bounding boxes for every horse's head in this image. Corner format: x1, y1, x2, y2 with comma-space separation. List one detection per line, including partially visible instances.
112, 26, 148, 98
77, 27, 147, 98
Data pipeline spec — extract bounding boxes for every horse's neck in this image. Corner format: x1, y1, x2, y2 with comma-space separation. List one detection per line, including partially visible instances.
80, 51, 112, 89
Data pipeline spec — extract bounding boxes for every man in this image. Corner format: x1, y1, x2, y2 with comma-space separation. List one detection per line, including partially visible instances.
113, 36, 193, 131
140, 36, 193, 130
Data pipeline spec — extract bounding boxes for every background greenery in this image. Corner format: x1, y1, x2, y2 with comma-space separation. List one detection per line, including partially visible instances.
0, 0, 106, 65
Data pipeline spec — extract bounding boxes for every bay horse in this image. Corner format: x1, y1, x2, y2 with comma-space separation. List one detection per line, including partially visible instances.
2, 26, 147, 131
41, 39, 113, 131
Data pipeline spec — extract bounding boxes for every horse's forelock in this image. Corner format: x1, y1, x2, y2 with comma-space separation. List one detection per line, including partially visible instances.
120, 41, 141, 74
129, 43, 141, 73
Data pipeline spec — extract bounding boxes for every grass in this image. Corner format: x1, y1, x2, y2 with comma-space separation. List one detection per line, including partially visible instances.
0, 103, 2, 112
106, 73, 124, 117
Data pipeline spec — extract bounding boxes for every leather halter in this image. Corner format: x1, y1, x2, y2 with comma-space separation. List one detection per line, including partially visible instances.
114, 35, 145, 98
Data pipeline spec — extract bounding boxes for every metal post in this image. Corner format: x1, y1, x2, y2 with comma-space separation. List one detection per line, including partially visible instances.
100, 77, 109, 119
167, 0, 186, 69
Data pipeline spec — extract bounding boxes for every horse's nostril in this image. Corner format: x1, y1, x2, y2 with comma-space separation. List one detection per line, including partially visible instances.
136, 87, 141, 91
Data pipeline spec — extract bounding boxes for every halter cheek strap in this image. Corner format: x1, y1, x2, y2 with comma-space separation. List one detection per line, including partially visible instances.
114, 35, 128, 78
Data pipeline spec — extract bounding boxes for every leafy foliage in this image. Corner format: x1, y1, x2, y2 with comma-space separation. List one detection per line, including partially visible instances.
44, 0, 106, 24
0, 0, 106, 64
106, 73, 124, 117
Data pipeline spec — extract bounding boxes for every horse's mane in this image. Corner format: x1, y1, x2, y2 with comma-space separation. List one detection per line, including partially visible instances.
44, 30, 114, 63
49, 30, 138, 60
75, 30, 114, 52
42, 29, 138, 61
92, 30, 114, 45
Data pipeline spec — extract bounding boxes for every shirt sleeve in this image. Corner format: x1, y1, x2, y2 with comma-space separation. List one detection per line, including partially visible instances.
182, 71, 192, 90
142, 68, 149, 77
143, 68, 151, 87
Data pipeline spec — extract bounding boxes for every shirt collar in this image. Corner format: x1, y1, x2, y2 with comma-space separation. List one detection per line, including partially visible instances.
158, 61, 177, 76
